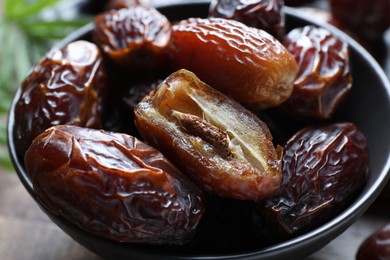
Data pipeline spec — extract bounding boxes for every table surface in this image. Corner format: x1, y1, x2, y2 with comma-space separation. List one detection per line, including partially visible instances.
1, 170, 390, 260
1, 0, 390, 259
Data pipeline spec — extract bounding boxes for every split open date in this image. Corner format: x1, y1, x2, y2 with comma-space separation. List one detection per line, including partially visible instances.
14, 1, 371, 248
134, 69, 283, 201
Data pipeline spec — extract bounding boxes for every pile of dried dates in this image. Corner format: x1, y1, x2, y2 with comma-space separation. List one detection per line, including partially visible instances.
13, 0, 370, 252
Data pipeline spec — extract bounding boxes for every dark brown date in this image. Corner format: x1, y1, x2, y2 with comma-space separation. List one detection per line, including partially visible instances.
105, 0, 146, 10
257, 122, 369, 236
357, 223, 390, 260
278, 25, 352, 120
135, 69, 282, 201
93, 6, 171, 69
123, 79, 161, 112
330, 0, 390, 42
118, 78, 162, 137
294, 8, 370, 50
24, 125, 205, 245
13, 40, 108, 158
208, 0, 285, 40
168, 17, 298, 109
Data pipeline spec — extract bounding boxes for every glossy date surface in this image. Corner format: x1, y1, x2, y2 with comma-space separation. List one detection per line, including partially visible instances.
12, 1, 373, 251
93, 6, 171, 69
24, 125, 205, 245
208, 0, 285, 40
168, 17, 298, 110
258, 122, 369, 236
279, 25, 352, 120
13, 40, 108, 158
357, 223, 390, 260
135, 69, 282, 201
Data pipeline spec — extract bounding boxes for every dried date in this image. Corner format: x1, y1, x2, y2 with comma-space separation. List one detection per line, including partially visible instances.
330, 0, 390, 42
257, 122, 369, 236
117, 78, 162, 137
93, 6, 171, 69
293, 8, 369, 49
278, 26, 352, 120
208, 0, 285, 40
13, 40, 108, 158
357, 223, 390, 260
123, 79, 161, 112
168, 17, 298, 110
134, 69, 282, 201
24, 125, 205, 245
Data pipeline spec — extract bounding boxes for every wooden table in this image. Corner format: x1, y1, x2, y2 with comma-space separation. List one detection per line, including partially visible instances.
0, 169, 101, 260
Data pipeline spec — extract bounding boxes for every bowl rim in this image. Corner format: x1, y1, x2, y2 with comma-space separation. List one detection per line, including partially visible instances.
7, 1, 390, 259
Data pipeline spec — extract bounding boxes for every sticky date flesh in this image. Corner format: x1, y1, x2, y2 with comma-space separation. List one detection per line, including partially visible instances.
24, 125, 205, 245
13, 40, 108, 158
135, 69, 282, 201
258, 122, 369, 236
168, 17, 298, 109
279, 26, 352, 120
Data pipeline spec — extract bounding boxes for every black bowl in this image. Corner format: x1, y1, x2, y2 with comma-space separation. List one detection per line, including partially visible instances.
7, 1, 390, 259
